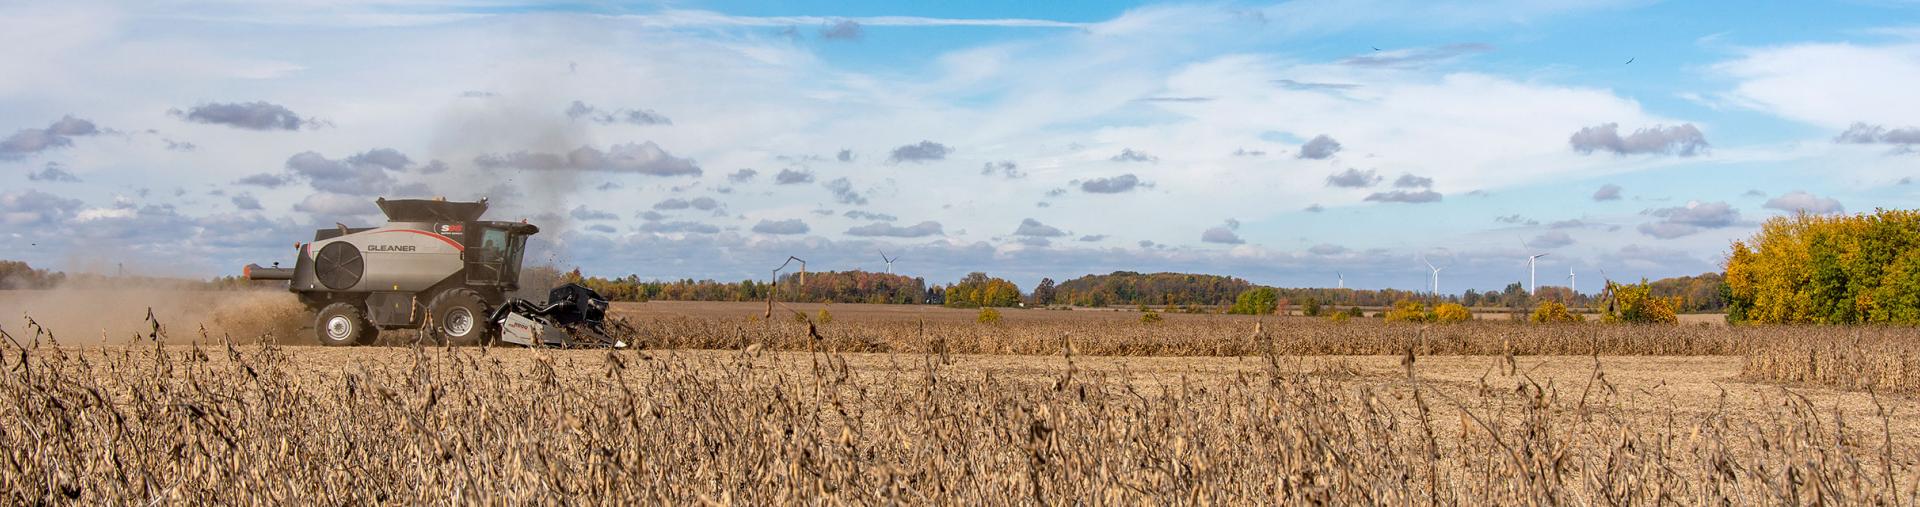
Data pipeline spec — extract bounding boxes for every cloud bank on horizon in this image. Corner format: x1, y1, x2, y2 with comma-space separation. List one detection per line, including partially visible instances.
1, 0, 1915, 293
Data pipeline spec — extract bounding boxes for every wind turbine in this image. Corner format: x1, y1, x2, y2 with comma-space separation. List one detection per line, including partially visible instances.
1567, 267, 1577, 295
1420, 255, 1444, 295
878, 250, 897, 274
1520, 238, 1548, 295
1336, 271, 1344, 289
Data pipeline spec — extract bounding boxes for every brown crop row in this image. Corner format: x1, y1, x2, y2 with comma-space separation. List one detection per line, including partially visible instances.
2, 315, 1915, 503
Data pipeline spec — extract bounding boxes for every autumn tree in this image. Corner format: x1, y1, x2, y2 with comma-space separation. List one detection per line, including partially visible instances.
1529, 301, 1582, 323
944, 272, 1023, 308
1432, 303, 1472, 323
1601, 279, 1679, 324
1383, 300, 1430, 323
1724, 209, 1920, 324
1031, 277, 1056, 306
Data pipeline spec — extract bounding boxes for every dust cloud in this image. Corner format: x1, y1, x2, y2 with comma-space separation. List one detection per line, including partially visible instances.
0, 287, 307, 345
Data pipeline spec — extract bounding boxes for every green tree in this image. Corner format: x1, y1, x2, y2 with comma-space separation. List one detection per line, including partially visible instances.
1228, 287, 1279, 315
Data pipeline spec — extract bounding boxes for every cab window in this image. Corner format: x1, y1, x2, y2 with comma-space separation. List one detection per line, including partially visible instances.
478, 228, 509, 263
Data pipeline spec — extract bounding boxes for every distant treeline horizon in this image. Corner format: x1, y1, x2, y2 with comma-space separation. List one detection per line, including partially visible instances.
0, 259, 1728, 312
543, 266, 1730, 312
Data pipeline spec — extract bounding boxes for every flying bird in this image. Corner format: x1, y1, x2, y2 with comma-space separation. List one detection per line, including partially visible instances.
1624, 57, 1635, 65
1371, 46, 1381, 51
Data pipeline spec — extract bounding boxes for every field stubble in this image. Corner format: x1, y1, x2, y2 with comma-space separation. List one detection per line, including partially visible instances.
2, 302, 1919, 504
621, 301, 1920, 397
3, 298, 1918, 503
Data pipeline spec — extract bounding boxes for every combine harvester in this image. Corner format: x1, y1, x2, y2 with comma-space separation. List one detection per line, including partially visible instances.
244, 197, 623, 347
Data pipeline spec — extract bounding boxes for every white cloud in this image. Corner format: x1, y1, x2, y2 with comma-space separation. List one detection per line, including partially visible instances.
1712, 42, 1920, 128
618, 10, 1087, 29
0, 1, 1809, 289
1763, 191, 1844, 214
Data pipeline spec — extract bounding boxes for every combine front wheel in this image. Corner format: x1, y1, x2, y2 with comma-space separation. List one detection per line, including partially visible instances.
430, 288, 492, 346
315, 303, 377, 346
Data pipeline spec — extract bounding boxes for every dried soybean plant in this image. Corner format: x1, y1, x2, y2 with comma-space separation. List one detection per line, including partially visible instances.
3, 312, 1917, 504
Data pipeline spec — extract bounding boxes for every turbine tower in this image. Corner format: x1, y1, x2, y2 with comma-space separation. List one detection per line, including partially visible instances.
1527, 253, 1549, 294
1421, 255, 1444, 295
1568, 267, 1577, 295
1336, 271, 1344, 289
879, 250, 897, 274
1519, 238, 1549, 295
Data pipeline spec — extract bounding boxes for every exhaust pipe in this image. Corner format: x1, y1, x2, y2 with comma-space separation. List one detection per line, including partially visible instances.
244, 263, 294, 281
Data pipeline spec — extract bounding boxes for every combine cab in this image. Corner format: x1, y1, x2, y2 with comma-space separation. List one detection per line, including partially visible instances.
244, 197, 622, 347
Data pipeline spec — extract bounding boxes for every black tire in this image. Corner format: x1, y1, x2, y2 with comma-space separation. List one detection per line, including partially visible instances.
314, 302, 377, 346
429, 288, 492, 346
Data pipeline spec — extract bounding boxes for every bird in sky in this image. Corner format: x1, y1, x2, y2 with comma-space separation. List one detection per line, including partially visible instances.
1371, 46, 1381, 51
1624, 57, 1635, 64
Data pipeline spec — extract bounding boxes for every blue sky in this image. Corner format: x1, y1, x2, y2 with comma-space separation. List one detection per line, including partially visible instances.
2, 0, 1917, 293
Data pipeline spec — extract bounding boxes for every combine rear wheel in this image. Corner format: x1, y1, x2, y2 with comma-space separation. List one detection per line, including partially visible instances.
315, 303, 377, 346
430, 288, 492, 346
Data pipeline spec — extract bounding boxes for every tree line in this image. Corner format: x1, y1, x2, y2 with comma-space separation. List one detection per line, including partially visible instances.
1030, 271, 1726, 313
0, 258, 1737, 313
0, 261, 63, 289
1725, 209, 1920, 324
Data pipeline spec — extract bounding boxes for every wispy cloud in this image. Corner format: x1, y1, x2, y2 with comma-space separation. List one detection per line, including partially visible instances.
1339, 43, 1494, 67
621, 10, 1088, 29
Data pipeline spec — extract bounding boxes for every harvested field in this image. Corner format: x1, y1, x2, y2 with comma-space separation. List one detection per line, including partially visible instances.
3, 301, 1918, 503
614, 301, 1909, 358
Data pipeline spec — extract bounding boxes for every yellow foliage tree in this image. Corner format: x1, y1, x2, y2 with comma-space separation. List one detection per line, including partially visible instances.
1601, 280, 1679, 324
1383, 300, 1429, 323
1530, 301, 1582, 324
944, 272, 1024, 308
1724, 210, 1920, 324
1432, 303, 1472, 323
